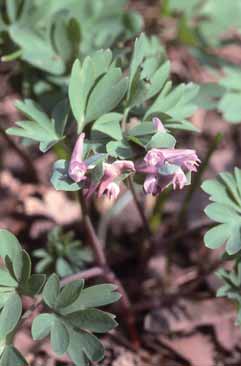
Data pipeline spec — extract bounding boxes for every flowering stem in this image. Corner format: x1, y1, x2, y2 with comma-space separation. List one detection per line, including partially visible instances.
128, 177, 156, 269
79, 192, 107, 266
78, 191, 140, 349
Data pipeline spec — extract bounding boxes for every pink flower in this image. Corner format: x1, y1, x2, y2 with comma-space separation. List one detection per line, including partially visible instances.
86, 160, 135, 199
152, 117, 166, 132
136, 148, 200, 195
98, 160, 135, 198
69, 135, 135, 199
68, 133, 88, 183
144, 149, 200, 172
143, 175, 159, 195
100, 181, 120, 200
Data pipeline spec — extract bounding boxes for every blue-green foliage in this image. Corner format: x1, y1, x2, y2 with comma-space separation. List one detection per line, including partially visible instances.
203, 168, 241, 330
0, 230, 120, 366
1, 0, 142, 75
7, 33, 199, 193
33, 227, 92, 277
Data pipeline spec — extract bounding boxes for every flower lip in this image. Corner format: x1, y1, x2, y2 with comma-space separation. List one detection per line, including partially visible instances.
143, 174, 159, 195
101, 181, 120, 200
68, 161, 88, 183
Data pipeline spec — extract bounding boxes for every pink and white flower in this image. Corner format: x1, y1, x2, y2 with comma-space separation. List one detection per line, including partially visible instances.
136, 148, 200, 195
68, 134, 135, 199
94, 160, 135, 199
152, 117, 166, 132
68, 133, 88, 183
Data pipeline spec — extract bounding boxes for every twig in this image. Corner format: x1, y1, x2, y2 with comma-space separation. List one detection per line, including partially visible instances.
61, 266, 103, 286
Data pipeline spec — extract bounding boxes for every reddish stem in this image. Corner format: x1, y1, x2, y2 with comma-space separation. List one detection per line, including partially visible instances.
79, 192, 140, 349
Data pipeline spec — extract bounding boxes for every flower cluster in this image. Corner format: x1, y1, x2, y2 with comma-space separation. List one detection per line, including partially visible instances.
68, 119, 200, 199
68, 133, 135, 199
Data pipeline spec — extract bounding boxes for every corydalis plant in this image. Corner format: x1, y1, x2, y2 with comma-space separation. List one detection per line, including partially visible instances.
7, 33, 200, 198
0, 229, 119, 366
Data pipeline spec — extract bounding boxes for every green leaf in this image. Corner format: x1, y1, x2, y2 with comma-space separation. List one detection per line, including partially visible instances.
66, 309, 117, 333
0, 293, 22, 338
204, 223, 231, 250
50, 160, 84, 192
12, 250, 31, 284
52, 99, 69, 137
146, 61, 170, 99
0, 269, 18, 288
204, 203, 239, 223
31, 313, 53, 340
0, 230, 22, 264
144, 82, 199, 131
128, 33, 147, 100
67, 329, 88, 366
218, 92, 241, 124
55, 280, 84, 309
85, 69, 128, 123
146, 132, 176, 149
50, 318, 69, 355
128, 122, 155, 137
78, 330, 104, 362
68, 58, 95, 131
6, 0, 20, 23
21, 274, 46, 296
202, 168, 241, 254
217, 68, 241, 123
9, 24, 65, 75
67, 328, 104, 364
0, 346, 27, 366
68, 51, 112, 131
0, 290, 14, 311
7, 100, 64, 152
196, 83, 225, 111
91, 113, 123, 140
61, 284, 121, 314
106, 139, 134, 159
42, 274, 60, 309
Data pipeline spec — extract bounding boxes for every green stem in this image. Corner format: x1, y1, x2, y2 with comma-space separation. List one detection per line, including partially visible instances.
128, 177, 152, 238
122, 107, 130, 132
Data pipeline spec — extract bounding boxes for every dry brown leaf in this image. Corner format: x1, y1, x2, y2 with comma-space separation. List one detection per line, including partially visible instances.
24, 189, 80, 225
160, 333, 215, 366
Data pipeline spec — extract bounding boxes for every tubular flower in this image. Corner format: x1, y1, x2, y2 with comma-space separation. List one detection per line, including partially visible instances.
68, 133, 88, 183
96, 160, 135, 199
152, 117, 166, 132
137, 148, 200, 195
85, 160, 135, 199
